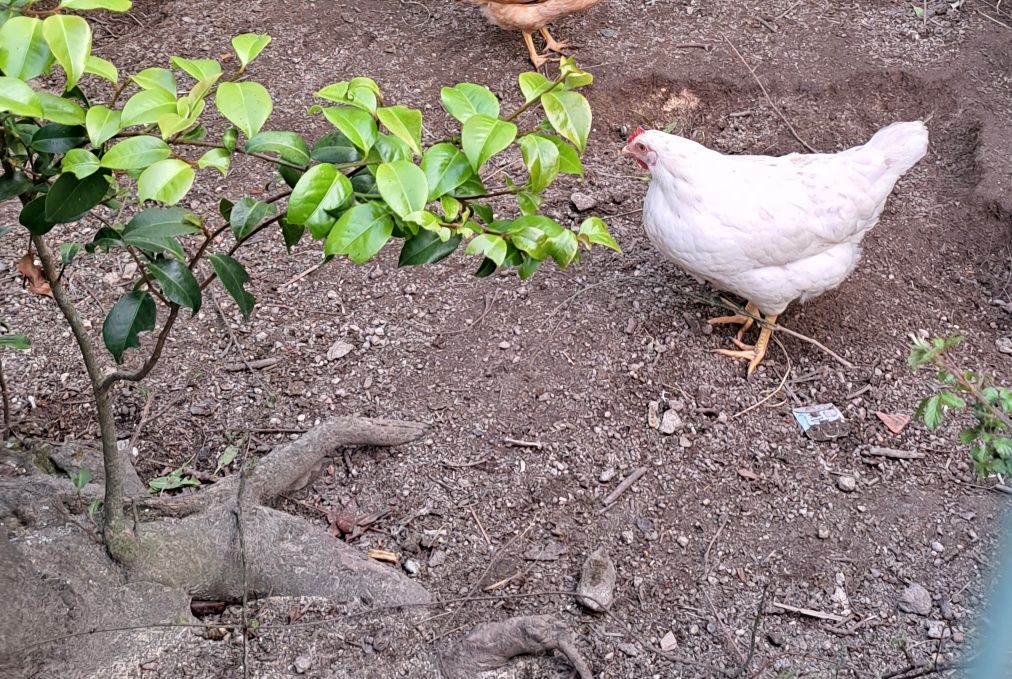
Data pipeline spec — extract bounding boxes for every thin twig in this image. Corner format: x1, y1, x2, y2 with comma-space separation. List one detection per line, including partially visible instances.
438, 290, 499, 338
469, 507, 492, 547
721, 35, 819, 153
503, 437, 542, 449
727, 583, 769, 678
733, 337, 791, 418
0, 359, 11, 441
702, 517, 729, 579
601, 466, 648, 506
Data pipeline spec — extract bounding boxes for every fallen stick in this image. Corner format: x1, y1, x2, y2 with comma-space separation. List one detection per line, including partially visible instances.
503, 437, 543, 449
771, 600, 846, 622
862, 446, 925, 460
601, 467, 648, 506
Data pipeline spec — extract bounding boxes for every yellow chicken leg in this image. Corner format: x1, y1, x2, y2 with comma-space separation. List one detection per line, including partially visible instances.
522, 31, 555, 68
708, 300, 759, 341
716, 311, 777, 377
539, 27, 570, 53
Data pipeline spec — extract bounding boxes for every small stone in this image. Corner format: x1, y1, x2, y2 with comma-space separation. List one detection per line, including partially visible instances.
817, 526, 830, 539
706, 622, 716, 634
953, 630, 965, 643
599, 27, 618, 38
189, 398, 218, 417
327, 340, 354, 361
428, 550, 447, 568
617, 643, 638, 657
498, 341, 511, 350
576, 546, 617, 612
659, 631, 677, 652
599, 468, 617, 483
648, 401, 661, 429
294, 654, 312, 674
939, 599, 954, 620
766, 631, 784, 647
899, 583, 933, 616
403, 559, 421, 577
926, 620, 950, 639
678, 435, 692, 449
677, 535, 689, 548
836, 475, 857, 492
689, 624, 699, 635
659, 409, 682, 435
997, 337, 1012, 355
931, 541, 945, 553
621, 530, 635, 544
570, 191, 597, 212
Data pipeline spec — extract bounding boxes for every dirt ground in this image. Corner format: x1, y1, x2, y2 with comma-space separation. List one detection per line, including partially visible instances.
2, 0, 1012, 676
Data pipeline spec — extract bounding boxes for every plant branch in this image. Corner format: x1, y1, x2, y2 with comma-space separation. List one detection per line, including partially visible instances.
455, 186, 521, 201
125, 246, 170, 305
98, 305, 181, 393
504, 73, 565, 122
0, 358, 11, 441
938, 353, 1012, 431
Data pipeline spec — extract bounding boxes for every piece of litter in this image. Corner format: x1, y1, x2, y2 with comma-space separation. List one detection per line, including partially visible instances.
875, 412, 910, 435
793, 403, 850, 441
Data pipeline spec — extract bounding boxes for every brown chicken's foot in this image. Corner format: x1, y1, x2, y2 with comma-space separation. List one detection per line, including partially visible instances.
523, 31, 558, 68
715, 313, 777, 377
708, 300, 760, 341
539, 27, 570, 54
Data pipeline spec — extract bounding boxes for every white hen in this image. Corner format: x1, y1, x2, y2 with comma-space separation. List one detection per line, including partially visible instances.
623, 121, 929, 375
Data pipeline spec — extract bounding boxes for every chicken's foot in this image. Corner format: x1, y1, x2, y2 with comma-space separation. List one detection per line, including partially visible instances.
539, 27, 570, 54
522, 31, 558, 69
715, 312, 777, 377
708, 300, 760, 341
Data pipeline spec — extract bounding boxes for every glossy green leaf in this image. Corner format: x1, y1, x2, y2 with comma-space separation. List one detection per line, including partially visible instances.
541, 90, 591, 153
244, 131, 310, 167
367, 133, 412, 164
19, 196, 55, 235
59, 241, 82, 264
0, 170, 32, 200
577, 216, 620, 252
0, 76, 44, 117
399, 229, 461, 266
465, 233, 507, 266
320, 106, 377, 153
559, 57, 593, 89
170, 57, 221, 84
377, 105, 422, 156
231, 33, 271, 70
314, 78, 379, 114
519, 134, 560, 193
544, 135, 583, 175
440, 195, 462, 221
518, 254, 541, 280
156, 99, 203, 140
324, 202, 393, 263
0, 334, 31, 351
518, 72, 553, 103
208, 254, 254, 319
130, 67, 176, 96
102, 290, 156, 363
147, 259, 201, 313
61, 148, 101, 178
440, 83, 499, 124
84, 55, 117, 84
197, 147, 230, 176
310, 129, 362, 164
60, 0, 132, 10
121, 207, 199, 258
0, 16, 54, 81
286, 163, 353, 238
280, 216, 304, 251
84, 105, 121, 146
136, 158, 194, 205
215, 81, 272, 139
421, 143, 472, 201
461, 114, 516, 171
35, 91, 85, 124
375, 160, 428, 218
30, 123, 86, 153
42, 14, 91, 91
45, 170, 109, 223
475, 257, 497, 277
101, 135, 170, 170
120, 87, 176, 127
545, 228, 579, 267
230, 196, 276, 240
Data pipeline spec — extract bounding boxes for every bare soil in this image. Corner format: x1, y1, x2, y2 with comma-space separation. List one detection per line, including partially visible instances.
2, 0, 1011, 677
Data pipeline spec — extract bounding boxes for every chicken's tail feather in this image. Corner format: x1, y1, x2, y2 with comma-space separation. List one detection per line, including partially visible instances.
866, 120, 929, 175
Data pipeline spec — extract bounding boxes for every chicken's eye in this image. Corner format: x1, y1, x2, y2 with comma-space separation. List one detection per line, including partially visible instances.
634, 143, 647, 153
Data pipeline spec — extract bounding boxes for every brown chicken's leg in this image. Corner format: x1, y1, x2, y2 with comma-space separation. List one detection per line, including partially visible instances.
708, 300, 759, 341
716, 312, 778, 377
522, 31, 555, 69
539, 27, 570, 53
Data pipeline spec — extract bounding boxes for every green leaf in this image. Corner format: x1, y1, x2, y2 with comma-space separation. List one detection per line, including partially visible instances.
280, 216, 304, 251
0, 334, 31, 351
559, 57, 593, 89
404, 210, 451, 240
170, 57, 221, 84
286, 163, 354, 238
324, 202, 393, 263
45, 170, 109, 223
69, 467, 91, 490
208, 254, 255, 319
440, 195, 461, 221
230, 196, 276, 240
368, 133, 412, 163
519, 134, 560, 193
466, 233, 507, 266
0, 170, 32, 200
461, 114, 517, 171
544, 135, 582, 176
35, 91, 85, 125
19, 196, 55, 235
85, 105, 121, 146
474, 257, 497, 278
120, 87, 176, 127
130, 67, 176, 96
58, 242, 81, 266
518, 254, 541, 279
377, 105, 422, 156
321, 106, 377, 153
59, 0, 132, 10
103, 290, 156, 363
30, 123, 86, 153
215, 81, 272, 139
314, 79, 379, 114
84, 55, 117, 84
545, 228, 579, 267
245, 131, 310, 167
578, 216, 621, 252
375, 160, 428, 218
61, 148, 101, 178
156, 97, 204, 139
938, 391, 967, 409
215, 444, 238, 475
197, 148, 230, 176
87, 225, 125, 253
42, 14, 91, 92
0, 76, 44, 117
541, 90, 591, 153
471, 203, 494, 225
919, 395, 944, 429
147, 468, 200, 492
136, 159, 194, 205
518, 72, 553, 102
121, 207, 200, 259
231, 33, 271, 70
147, 259, 201, 313
101, 135, 171, 170
440, 83, 499, 124
311, 130, 362, 164
399, 229, 461, 266
0, 16, 54, 81
421, 143, 473, 201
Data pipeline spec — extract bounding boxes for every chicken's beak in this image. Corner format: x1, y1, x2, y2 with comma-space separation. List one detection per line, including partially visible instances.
620, 145, 632, 157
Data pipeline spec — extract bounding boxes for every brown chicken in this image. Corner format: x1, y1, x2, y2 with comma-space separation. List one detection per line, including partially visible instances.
468, 0, 601, 68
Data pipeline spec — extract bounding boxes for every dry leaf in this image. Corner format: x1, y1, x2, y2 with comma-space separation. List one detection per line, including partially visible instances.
875, 412, 910, 435
16, 253, 53, 298
368, 548, 399, 564
288, 606, 304, 623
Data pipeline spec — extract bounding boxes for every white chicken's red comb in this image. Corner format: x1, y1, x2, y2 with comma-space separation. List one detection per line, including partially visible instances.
627, 127, 646, 144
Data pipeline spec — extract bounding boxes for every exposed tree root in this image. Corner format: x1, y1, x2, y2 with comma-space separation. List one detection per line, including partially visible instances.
439, 615, 593, 678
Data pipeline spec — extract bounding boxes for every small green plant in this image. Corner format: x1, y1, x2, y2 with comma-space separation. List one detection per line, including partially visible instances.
0, 319, 30, 440
147, 466, 200, 493
86, 498, 102, 518
909, 334, 1012, 477
214, 443, 238, 475
69, 466, 91, 491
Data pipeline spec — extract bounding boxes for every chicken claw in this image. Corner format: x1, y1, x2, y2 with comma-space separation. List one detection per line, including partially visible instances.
715, 313, 777, 377
539, 27, 570, 53
708, 300, 759, 341
522, 31, 560, 68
